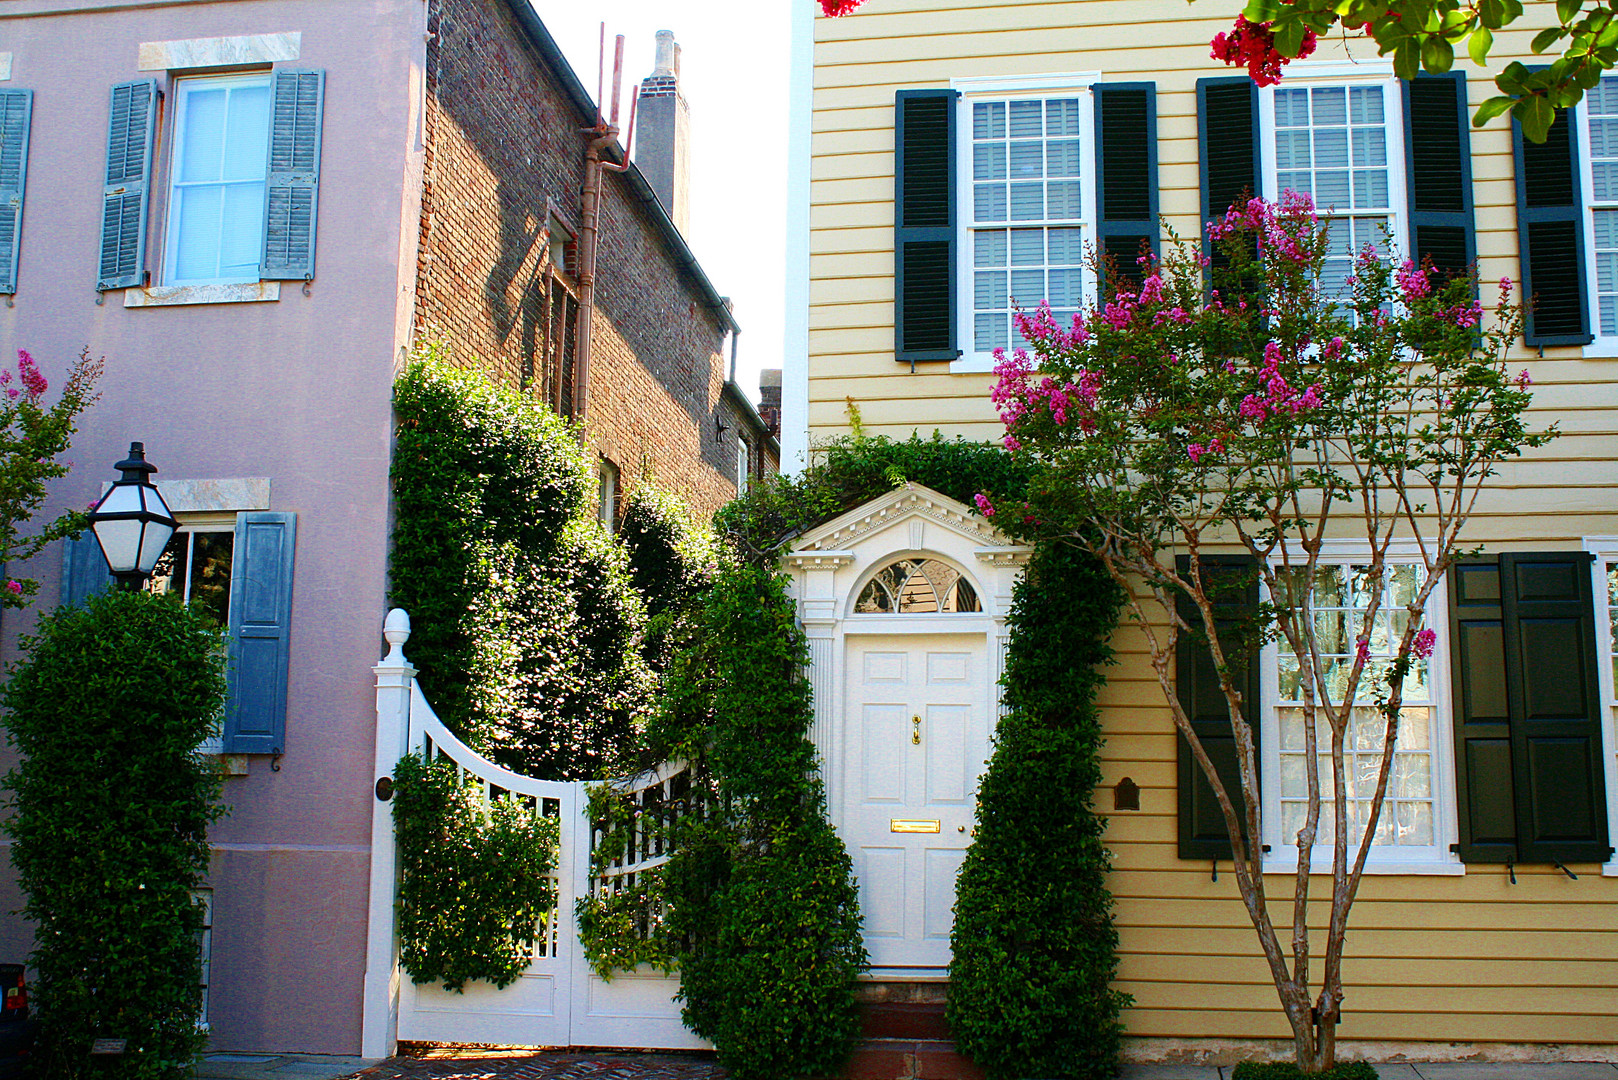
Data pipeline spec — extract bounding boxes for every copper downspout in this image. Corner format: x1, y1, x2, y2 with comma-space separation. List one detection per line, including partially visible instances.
575, 31, 637, 426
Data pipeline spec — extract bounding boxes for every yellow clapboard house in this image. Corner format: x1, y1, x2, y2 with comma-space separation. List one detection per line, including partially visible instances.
781, 0, 1618, 1058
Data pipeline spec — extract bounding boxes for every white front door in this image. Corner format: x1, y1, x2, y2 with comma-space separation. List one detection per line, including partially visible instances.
841, 633, 990, 972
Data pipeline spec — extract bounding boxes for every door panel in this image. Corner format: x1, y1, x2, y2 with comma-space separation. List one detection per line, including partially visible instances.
842, 634, 989, 970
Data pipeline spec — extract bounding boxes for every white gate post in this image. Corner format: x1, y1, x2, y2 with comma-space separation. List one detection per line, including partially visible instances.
361, 609, 415, 1059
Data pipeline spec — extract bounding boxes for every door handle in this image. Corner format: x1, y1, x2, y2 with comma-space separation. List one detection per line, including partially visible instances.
911, 714, 921, 745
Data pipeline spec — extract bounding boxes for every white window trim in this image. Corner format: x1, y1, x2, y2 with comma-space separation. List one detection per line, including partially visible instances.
1582, 536, 1618, 877
163, 72, 272, 288
1259, 66, 1409, 266
951, 75, 1100, 374
1257, 546, 1464, 875
1578, 90, 1615, 352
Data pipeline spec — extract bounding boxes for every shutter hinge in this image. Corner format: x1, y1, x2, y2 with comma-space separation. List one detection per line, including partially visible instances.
1506, 859, 1516, 885
1552, 860, 1578, 880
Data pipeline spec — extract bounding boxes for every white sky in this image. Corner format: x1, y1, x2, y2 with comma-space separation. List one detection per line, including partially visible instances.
532, 1, 795, 405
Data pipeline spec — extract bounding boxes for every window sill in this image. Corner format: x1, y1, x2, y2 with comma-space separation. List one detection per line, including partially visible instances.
124, 282, 280, 307
951, 354, 997, 375
1262, 858, 1465, 876
1604, 861, 1617, 878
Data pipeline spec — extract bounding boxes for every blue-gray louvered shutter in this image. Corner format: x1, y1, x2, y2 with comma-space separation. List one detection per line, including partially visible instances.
1402, 73, 1476, 282
1197, 77, 1260, 282
1513, 101, 1591, 346
224, 512, 296, 754
97, 80, 157, 291
261, 70, 325, 281
894, 88, 958, 365
0, 89, 34, 295
60, 532, 114, 609
1176, 555, 1262, 861
1094, 82, 1159, 294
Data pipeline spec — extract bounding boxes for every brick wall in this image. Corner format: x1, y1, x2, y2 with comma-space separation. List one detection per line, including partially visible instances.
415, 0, 739, 517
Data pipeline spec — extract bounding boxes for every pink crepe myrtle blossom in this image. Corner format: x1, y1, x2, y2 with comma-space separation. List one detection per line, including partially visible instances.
1516, 369, 1532, 388
1499, 276, 1513, 297
1186, 438, 1224, 464
1411, 628, 1437, 659
1396, 259, 1431, 300
818, 0, 865, 14
3, 580, 20, 596
16, 349, 46, 398
973, 493, 995, 518
1356, 637, 1372, 664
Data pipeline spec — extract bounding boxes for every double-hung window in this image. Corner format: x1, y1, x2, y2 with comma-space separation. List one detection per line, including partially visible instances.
165, 75, 272, 286
892, 77, 1158, 372
962, 91, 1092, 361
1260, 71, 1406, 303
1259, 555, 1456, 871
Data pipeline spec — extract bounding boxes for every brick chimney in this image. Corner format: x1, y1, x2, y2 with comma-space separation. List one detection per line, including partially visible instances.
636, 31, 691, 235
759, 368, 782, 439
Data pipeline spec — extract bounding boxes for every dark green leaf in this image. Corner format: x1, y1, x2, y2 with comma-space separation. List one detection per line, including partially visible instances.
1558, 0, 1584, 24
1423, 34, 1456, 71
1394, 37, 1422, 78
1533, 24, 1569, 52
1519, 94, 1555, 142
1470, 24, 1495, 63
1472, 94, 1517, 126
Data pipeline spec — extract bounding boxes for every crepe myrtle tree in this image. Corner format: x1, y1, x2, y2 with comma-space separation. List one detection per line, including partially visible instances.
817, 0, 1613, 142
965, 196, 1546, 1072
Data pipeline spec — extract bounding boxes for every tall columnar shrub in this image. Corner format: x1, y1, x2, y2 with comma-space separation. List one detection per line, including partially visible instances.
655, 564, 866, 1080
392, 753, 559, 991
3, 590, 225, 1080
390, 349, 652, 778
948, 541, 1128, 1079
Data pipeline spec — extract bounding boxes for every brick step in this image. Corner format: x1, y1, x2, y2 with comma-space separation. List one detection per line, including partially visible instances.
837, 1038, 986, 1080
860, 1000, 951, 1040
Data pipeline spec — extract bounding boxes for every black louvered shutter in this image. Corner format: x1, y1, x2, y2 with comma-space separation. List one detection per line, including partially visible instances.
1198, 77, 1260, 281
261, 70, 326, 281
1177, 555, 1262, 861
894, 89, 957, 365
1403, 73, 1475, 282
1513, 105, 1592, 346
1450, 554, 1611, 864
0, 89, 34, 296
97, 80, 157, 292
1095, 82, 1159, 295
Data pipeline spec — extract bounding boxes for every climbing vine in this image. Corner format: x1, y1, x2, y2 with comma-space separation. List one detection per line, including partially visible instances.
389, 346, 652, 779
392, 752, 559, 992
947, 540, 1129, 1079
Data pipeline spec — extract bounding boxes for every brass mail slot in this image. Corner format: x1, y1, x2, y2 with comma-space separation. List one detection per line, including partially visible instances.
890, 819, 941, 833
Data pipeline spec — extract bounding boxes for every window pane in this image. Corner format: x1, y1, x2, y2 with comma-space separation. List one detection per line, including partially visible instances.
974, 230, 1007, 267
1009, 100, 1042, 137
1009, 182, 1043, 220
174, 186, 226, 281
1009, 228, 1043, 265
1048, 226, 1085, 264
974, 270, 1007, 309
191, 531, 234, 627
179, 88, 228, 183
1047, 180, 1083, 219
1047, 98, 1083, 136
1048, 268, 1083, 306
220, 182, 267, 279
1312, 86, 1347, 125
1009, 141, 1043, 178
974, 143, 1007, 181
975, 183, 1007, 222
1595, 211, 1618, 334
1275, 88, 1309, 127
1009, 269, 1043, 305
973, 101, 1004, 140
1046, 139, 1082, 178
1349, 85, 1383, 125
222, 84, 270, 181
974, 312, 1007, 352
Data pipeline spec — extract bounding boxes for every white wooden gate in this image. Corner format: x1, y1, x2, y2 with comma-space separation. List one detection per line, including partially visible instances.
361, 610, 707, 1056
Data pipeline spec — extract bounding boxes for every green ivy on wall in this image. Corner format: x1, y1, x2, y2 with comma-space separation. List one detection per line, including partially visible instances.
392, 753, 559, 992
389, 347, 652, 779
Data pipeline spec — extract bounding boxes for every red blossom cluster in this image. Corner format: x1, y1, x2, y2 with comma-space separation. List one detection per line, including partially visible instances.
1210, 16, 1316, 87
819, 0, 866, 15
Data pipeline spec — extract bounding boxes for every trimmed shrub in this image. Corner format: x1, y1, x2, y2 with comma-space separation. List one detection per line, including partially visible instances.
2, 589, 226, 1079
390, 349, 651, 778
618, 484, 717, 672
947, 540, 1129, 1079
656, 564, 866, 1080
392, 753, 559, 991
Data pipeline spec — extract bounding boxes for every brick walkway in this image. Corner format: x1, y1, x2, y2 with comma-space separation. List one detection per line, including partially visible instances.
343, 1048, 726, 1080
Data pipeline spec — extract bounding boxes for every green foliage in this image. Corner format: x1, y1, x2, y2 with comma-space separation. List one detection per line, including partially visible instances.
657, 565, 866, 1080
0, 348, 101, 609
390, 347, 652, 778
2, 590, 225, 1079
619, 483, 718, 671
1231, 1062, 1380, 1080
391, 753, 559, 992
947, 541, 1129, 1080
715, 429, 1034, 561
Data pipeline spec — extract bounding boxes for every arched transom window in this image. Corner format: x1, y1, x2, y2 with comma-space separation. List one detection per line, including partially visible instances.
855, 558, 982, 614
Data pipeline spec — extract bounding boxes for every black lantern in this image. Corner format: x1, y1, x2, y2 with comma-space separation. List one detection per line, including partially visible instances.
87, 442, 179, 590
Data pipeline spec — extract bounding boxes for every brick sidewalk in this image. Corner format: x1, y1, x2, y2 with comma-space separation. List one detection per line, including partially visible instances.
341, 1048, 725, 1080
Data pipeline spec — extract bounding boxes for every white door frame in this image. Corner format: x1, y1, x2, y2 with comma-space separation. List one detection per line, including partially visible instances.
785, 484, 1032, 976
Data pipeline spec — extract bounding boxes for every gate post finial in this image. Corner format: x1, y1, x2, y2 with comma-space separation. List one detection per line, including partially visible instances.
382, 608, 412, 665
